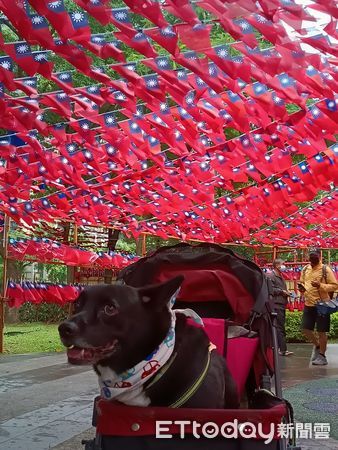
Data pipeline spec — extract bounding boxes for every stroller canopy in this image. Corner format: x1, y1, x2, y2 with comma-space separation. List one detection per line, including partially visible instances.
117, 243, 270, 324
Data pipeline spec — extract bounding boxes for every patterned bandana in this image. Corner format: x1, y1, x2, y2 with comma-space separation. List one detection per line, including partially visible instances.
97, 290, 204, 406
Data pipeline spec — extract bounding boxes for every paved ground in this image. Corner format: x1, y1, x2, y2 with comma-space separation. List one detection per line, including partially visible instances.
0, 353, 97, 449
280, 343, 338, 389
1, 344, 338, 449
281, 343, 338, 449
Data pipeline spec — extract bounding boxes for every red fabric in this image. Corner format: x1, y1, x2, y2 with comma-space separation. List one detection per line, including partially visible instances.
96, 401, 288, 438
153, 265, 254, 323
203, 318, 226, 356
226, 337, 259, 398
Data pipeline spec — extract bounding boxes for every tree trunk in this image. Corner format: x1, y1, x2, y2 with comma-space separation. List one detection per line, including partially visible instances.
4, 260, 23, 324
136, 234, 145, 256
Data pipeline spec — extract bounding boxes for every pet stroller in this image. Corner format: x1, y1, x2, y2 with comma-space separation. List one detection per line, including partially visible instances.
83, 243, 300, 450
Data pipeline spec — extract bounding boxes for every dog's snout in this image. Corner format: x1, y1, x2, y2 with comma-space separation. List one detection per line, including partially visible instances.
58, 321, 79, 339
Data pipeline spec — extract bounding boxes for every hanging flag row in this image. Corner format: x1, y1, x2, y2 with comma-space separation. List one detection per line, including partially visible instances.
8, 238, 138, 268
6, 281, 82, 308
251, 193, 338, 248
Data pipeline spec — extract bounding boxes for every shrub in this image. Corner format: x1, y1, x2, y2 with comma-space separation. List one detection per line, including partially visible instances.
18, 302, 68, 324
16, 304, 338, 338
285, 311, 338, 342
285, 311, 305, 342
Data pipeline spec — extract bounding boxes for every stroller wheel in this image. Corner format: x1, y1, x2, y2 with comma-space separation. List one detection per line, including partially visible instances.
81, 440, 94, 450
82, 438, 101, 450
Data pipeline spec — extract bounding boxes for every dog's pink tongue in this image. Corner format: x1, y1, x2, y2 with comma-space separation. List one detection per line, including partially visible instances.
67, 347, 94, 365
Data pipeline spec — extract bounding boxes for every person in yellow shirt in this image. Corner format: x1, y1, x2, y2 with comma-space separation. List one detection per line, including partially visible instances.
299, 250, 338, 366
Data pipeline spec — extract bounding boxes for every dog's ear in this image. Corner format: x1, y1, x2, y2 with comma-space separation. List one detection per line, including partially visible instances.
138, 276, 184, 309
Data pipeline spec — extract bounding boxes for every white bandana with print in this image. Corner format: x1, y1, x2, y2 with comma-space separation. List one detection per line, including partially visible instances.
97, 290, 204, 406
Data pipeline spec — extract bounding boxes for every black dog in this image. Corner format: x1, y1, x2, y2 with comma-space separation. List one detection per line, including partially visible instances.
58, 276, 238, 409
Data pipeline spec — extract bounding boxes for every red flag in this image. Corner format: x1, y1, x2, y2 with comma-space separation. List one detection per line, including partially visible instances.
3, 42, 40, 77
165, 0, 200, 25
145, 26, 179, 56
40, 93, 72, 118
28, 0, 75, 40
74, 0, 111, 25
177, 23, 213, 52
246, 14, 287, 44
115, 30, 157, 58
123, 0, 168, 28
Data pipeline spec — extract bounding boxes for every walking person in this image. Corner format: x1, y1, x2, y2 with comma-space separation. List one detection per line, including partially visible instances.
299, 250, 338, 365
268, 259, 293, 356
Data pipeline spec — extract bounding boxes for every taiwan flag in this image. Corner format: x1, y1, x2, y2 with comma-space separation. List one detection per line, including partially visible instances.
111, 8, 136, 37
145, 26, 178, 56
69, 10, 91, 42
115, 30, 157, 58
74, 0, 111, 25
165, 0, 199, 26
4, 41, 39, 76
123, 0, 167, 28
52, 71, 74, 93
29, 0, 74, 40
178, 23, 213, 51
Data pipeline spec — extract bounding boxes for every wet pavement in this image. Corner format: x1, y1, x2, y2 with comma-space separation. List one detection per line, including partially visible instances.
281, 344, 338, 449
280, 343, 338, 389
0, 353, 96, 449
0, 344, 338, 449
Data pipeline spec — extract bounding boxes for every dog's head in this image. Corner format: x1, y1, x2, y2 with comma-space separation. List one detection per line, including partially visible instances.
58, 276, 183, 368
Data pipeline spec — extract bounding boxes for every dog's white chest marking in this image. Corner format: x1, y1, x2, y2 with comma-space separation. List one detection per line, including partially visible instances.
96, 365, 151, 407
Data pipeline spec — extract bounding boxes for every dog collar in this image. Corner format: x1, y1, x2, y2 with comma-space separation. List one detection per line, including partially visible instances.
145, 341, 216, 408
169, 345, 213, 408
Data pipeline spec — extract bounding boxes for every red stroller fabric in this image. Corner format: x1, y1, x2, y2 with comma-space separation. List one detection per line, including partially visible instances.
226, 337, 259, 398
203, 318, 226, 356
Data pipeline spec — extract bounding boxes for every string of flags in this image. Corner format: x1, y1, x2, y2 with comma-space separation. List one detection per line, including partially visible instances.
8, 237, 138, 268
0, 0, 336, 246
8, 261, 337, 309
6, 281, 82, 308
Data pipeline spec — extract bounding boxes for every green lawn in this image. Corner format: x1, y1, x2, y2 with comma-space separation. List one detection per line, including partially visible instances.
3, 320, 338, 355
3, 323, 65, 354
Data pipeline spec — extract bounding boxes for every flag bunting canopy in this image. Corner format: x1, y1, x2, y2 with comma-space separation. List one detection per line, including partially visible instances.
0, 0, 336, 248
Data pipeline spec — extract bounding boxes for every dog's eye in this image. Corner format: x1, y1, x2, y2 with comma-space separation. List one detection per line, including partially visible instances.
103, 304, 118, 316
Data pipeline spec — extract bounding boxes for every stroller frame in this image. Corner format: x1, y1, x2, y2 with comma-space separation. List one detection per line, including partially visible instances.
81, 243, 301, 450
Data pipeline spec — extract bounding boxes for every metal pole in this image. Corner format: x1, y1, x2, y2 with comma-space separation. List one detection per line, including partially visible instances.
73, 223, 78, 246
136, 234, 144, 256
272, 246, 277, 261
0, 215, 10, 353
142, 233, 146, 256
